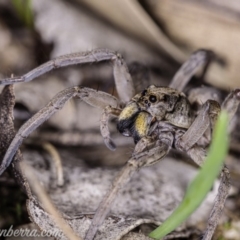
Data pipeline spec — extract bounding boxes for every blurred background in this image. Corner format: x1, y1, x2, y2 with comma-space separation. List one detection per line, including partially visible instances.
0, 0, 240, 239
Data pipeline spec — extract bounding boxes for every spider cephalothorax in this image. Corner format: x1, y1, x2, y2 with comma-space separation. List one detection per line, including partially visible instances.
117, 85, 194, 144
0, 48, 238, 240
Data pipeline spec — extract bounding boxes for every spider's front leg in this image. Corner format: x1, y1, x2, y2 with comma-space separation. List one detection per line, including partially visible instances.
85, 132, 174, 240
100, 106, 122, 150
0, 49, 135, 150
0, 49, 135, 103
0, 86, 121, 175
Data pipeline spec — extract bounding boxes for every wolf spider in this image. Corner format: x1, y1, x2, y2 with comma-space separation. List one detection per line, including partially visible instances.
0, 49, 239, 240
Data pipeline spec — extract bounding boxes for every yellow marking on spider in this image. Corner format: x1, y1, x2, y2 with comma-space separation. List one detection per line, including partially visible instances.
134, 112, 150, 137
119, 102, 139, 120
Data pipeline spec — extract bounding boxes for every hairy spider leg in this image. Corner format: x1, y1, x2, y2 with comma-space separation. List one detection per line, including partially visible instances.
0, 49, 134, 104
175, 89, 240, 240
85, 132, 174, 240
0, 86, 120, 175
170, 50, 213, 91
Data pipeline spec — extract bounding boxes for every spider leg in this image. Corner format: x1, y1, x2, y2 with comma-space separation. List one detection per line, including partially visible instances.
0, 86, 120, 175
182, 89, 240, 148
203, 165, 230, 240
85, 134, 173, 240
222, 89, 240, 117
199, 90, 240, 240
100, 106, 122, 150
169, 50, 213, 91
113, 53, 135, 102
133, 135, 157, 155
0, 49, 134, 103
174, 101, 222, 240
175, 91, 240, 240
188, 86, 222, 107
178, 144, 230, 240
183, 145, 230, 240
175, 99, 221, 152
0, 49, 115, 85
221, 89, 240, 132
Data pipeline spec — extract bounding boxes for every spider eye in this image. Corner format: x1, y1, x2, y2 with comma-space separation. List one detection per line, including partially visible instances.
149, 95, 157, 103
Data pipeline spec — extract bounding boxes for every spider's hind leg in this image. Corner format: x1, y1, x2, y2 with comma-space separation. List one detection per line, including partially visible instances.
221, 88, 240, 132
183, 142, 230, 240
203, 165, 230, 240
169, 50, 213, 92
175, 99, 221, 154
174, 90, 240, 240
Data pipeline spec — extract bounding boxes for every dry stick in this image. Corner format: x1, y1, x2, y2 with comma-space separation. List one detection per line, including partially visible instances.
21, 161, 82, 240
42, 142, 64, 187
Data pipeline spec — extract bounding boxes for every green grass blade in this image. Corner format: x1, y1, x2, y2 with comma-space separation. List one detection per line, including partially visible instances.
11, 0, 34, 29
149, 111, 229, 239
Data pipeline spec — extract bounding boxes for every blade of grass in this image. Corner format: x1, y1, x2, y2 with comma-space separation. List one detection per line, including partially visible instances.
11, 0, 34, 29
149, 111, 229, 239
